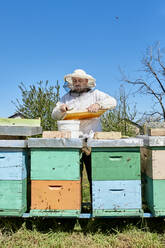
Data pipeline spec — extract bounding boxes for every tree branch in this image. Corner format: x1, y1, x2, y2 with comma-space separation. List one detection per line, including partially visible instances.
158, 47, 165, 75
146, 61, 165, 93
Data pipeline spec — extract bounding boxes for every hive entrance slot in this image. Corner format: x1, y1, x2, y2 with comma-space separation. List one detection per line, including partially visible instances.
48, 185, 62, 190
109, 189, 124, 192
109, 156, 122, 161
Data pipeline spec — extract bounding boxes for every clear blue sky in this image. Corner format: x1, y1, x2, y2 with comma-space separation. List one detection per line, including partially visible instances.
0, 0, 165, 117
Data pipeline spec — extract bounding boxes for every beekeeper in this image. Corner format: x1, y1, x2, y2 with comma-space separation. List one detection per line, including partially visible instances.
52, 69, 117, 137
52, 69, 117, 201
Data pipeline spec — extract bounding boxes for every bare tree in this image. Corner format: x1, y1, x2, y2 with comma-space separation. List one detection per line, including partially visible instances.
121, 43, 165, 121
101, 85, 144, 136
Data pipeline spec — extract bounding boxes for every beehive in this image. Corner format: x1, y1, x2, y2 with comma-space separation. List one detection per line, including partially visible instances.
88, 138, 143, 217
28, 138, 82, 217
0, 140, 28, 216
141, 136, 165, 216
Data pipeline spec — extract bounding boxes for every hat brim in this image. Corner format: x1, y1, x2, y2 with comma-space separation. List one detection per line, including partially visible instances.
64, 73, 96, 88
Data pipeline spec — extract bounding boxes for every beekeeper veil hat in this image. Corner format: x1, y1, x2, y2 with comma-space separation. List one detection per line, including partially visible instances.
63, 69, 96, 91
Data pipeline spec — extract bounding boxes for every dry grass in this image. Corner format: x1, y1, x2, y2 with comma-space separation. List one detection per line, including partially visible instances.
82, 165, 90, 203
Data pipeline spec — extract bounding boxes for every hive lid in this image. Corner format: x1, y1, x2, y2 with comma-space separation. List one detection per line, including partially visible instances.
0, 126, 42, 136
28, 138, 83, 148
137, 135, 165, 147
87, 138, 144, 147
0, 140, 27, 148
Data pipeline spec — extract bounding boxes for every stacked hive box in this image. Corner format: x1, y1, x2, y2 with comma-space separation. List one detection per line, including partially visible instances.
141, 136, 165, 216
28, 138, 82, 217
88, 138, 143, 217
0, 140, 28, 216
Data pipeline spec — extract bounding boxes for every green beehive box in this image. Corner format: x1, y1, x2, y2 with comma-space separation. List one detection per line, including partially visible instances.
144, 175, 165, 216
88, 138, 143, 181
0, 179, 27, 216
28, 138, 83, 180
92, 147, 141, 180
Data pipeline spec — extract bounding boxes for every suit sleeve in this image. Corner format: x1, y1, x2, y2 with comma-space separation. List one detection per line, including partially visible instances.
95, 90, 117, 110
51, 94, 68, 120
51, 101, 65, 120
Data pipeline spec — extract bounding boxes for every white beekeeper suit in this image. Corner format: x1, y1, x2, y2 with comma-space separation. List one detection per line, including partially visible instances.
52, 69, 117, 137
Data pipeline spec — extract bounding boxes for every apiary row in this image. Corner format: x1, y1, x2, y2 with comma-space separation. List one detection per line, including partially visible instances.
0, 136, 165, 217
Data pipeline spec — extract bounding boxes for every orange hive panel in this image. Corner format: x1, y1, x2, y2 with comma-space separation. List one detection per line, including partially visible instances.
31, 180, 81, 210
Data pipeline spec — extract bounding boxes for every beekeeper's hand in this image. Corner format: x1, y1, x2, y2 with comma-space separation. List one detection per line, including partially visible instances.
87, 103, 100, 112
60, 104, 69, 112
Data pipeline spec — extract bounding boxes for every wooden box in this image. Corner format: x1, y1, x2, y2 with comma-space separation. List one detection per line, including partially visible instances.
31, 180, 81, 211
148, 128, 165, 136
30, 149, 80, 180
141, 147, 165, 179
92, 180, 142, 217
92, 147, 141, 180
0, 179, 27, 216
42, 131, 71, 139
144, 175, 165, 216
94, 132, 121, 140
0, 149, 27, 180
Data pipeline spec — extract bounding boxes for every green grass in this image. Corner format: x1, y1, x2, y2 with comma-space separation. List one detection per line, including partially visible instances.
1, 218, 165, 247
